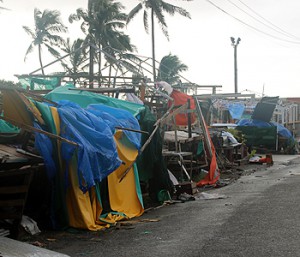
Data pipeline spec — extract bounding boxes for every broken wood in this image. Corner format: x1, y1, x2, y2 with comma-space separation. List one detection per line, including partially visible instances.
0, 116, 78, 147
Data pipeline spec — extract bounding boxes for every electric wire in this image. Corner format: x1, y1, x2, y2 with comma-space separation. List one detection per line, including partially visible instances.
205, 0, 300, 45
226, 0, 300, 41
236, 0, 300, 41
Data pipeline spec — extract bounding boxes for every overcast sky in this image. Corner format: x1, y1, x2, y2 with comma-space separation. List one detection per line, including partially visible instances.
0, 0, 300, 97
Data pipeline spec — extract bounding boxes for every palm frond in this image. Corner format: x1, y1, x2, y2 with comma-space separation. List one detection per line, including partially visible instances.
126, 3, 143, 24
143, 10, 149, 34
24, 43, 34, 61
22, 26, 35, 38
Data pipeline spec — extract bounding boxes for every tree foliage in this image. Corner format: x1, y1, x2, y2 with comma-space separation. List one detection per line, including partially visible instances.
127, 0, 191, 40
69, 0, 136, 78
157, 53, 188, 85
127, 0, 192, 80
0, 79, 22, 88
23, 8, 67, 75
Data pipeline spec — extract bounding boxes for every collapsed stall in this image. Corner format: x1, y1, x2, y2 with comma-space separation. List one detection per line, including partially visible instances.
0, 85, 172, 231
235, 97, 297, 153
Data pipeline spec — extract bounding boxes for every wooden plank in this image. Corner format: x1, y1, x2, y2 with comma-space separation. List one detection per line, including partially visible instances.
0, 144, 29, 159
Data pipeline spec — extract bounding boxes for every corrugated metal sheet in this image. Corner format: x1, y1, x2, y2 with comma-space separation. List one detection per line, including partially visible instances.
0, 237, 70, 257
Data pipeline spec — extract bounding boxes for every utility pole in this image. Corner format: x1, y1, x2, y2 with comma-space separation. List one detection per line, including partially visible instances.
230, 37, 241, 94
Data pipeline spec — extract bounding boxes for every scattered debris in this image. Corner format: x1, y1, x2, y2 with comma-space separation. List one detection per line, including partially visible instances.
177, 192, 195, 201
21, 215, 41, 236
196, 192, 228, 200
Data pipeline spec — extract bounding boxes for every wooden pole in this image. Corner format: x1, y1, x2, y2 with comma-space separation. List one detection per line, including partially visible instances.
0, 116, 78, 147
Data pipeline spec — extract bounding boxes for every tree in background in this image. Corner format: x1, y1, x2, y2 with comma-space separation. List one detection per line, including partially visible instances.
0, 79, 22, 88
157, 53, 188, 85
59, 38, 87, 84
127, 0, 191, 81
23, 8, 67, 75
69, 0, 136, 87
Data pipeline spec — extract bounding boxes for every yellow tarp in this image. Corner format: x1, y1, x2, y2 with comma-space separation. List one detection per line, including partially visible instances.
108, 131, 144, 219
51, 108, 144, 230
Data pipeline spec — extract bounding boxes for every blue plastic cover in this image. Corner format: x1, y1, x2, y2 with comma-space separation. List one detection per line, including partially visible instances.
271, 122, 293, 139
87, 104, 141, 150
237, 119, 272, 127
33, 122, 57, 179
57, 100, 121, 192
228, 103, 245, 120
237, 119, 294, 139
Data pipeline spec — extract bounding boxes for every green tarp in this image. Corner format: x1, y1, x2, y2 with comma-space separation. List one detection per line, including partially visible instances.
236, 126, 277, 150
19, 77, 61, 90
45, 85, 145, 117
0, 119, 20, 133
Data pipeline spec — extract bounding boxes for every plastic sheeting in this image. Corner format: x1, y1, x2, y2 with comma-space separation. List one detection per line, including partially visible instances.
87, 104, 141, 150
19, 77, 60, 90
0, 119, 20, 133
228, 103, 245, 120
45, 85, 172, 199
45, 85, 145, 117
66, 131, 144, 231
237, 118, 294, 139
167, 89, 196, 126
56, 100, 121, 192
34, 122, 57, 179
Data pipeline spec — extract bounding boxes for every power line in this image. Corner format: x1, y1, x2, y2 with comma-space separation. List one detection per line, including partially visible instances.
205, 0, 300, 45
226, 0, 300, 41
236, 0, 300, 41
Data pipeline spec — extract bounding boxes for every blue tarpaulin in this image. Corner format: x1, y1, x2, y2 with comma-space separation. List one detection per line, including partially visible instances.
237, 119, 294, 140
57, 100, 122, 192
87, 104, 141, 151
228, 103, 245, 120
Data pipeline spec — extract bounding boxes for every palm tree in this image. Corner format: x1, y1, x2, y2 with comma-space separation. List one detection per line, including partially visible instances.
23, 8, 67, 75
59, 38, 87, 85
127, 0, 191, 81
69, 0, 136, 87
157, 53, 188, 85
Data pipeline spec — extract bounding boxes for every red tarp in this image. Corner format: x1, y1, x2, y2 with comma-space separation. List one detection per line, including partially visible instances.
168, 90, 196, 126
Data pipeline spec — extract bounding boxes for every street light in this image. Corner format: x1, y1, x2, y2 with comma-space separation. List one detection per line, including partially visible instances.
230, 37, 241, 94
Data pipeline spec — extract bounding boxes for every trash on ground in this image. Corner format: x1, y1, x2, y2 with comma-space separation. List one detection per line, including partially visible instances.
196, 192, 228, 200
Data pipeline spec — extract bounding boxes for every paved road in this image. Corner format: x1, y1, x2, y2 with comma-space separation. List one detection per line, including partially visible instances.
49, 155, 300, 257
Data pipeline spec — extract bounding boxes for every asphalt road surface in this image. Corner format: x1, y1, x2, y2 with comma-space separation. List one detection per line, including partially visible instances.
48, 155, 300, 257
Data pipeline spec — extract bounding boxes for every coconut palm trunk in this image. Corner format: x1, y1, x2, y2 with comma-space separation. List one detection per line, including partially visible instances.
38, 44, 45, 75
